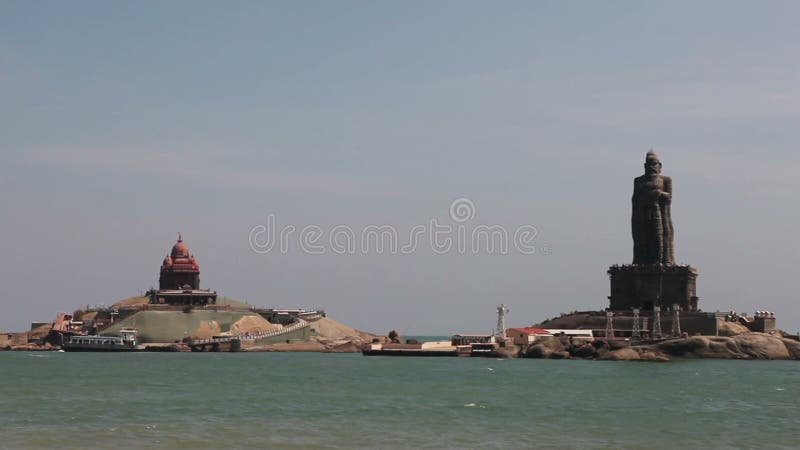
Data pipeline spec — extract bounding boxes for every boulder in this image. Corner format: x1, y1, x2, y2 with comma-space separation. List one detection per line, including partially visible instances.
780, 338, 800, 359
608, 340, 631, 351
525, 344, 550, 358
656, 333, 792, 360
704, 336, 744, 358
717, 321, 750, 336
657, 336, 719, 357
733, 333, 790, 360
525, 336, 565, 358
569, 344, 598, 358
324, 342, 360, 353
639, 350, 670, 362
600, 347, 640, 361
495, 344, 522, 359
596, 346, 670, 362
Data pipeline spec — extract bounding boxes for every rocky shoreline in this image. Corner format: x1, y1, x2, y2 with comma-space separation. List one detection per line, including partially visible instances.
1, 315, 374, 353
6, 309, 800, 360
522, 332, 800, 361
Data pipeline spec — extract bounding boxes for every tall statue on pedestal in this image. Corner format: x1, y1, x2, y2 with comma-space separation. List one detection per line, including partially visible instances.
632, 150, 675, 265
608, 149, 698, 312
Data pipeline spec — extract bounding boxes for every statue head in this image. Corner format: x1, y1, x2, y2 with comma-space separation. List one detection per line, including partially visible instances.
644, 149, 662, 175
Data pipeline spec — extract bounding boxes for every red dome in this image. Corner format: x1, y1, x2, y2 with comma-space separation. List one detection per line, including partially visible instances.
171, 238, 190, 259
162, 234, 199, 272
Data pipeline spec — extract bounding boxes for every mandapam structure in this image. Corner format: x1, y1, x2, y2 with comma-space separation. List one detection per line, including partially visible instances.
151, 234, 218, 306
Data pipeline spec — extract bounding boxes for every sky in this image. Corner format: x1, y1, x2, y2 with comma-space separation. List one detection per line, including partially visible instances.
1, 1, 799, 334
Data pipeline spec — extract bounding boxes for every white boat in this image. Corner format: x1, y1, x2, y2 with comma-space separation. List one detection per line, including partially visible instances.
63, 328, 143, 352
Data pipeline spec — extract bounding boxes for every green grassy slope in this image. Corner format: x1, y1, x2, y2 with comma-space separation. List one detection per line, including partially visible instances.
103, 310, 263, 343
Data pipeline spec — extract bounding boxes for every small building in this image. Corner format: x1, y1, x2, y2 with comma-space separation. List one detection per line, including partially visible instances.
544, 329, 595, 342
451, 334, 494, 346
742, 311, 776, 333
506, 327, 551, 345
150, 235, 217, 306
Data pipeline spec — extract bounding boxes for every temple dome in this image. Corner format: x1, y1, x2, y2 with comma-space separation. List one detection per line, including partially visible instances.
171, 236, 190, 259
158, 234, 202, 292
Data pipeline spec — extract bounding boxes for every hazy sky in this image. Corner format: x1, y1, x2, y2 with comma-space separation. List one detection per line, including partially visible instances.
2, 1, 798, 334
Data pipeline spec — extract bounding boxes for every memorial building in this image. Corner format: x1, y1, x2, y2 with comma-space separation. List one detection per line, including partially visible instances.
150, 235, 217, 305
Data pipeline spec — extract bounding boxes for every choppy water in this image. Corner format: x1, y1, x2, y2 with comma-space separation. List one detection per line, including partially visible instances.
1, 351, 799, 449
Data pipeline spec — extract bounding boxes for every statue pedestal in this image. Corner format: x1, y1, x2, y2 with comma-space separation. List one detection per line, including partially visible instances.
607, 264, 698, 311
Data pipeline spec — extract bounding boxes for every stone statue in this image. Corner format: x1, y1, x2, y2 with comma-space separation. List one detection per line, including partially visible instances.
632, 150, 675, 265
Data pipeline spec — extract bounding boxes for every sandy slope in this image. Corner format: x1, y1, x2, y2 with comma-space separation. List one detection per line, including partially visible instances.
228, 315, 281, 335
102, 310, 278, 343
310, 317, 375, 342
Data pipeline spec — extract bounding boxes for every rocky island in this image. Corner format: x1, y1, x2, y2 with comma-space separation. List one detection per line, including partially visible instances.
1, 236, 374, 352
373, 150, 800, 362
516, 150, 799, 361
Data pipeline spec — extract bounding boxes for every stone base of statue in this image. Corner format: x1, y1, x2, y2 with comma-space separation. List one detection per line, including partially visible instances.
607, 264, 698, 311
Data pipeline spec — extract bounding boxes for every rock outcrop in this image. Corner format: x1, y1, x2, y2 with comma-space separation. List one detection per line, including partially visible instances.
245, 317, 376, 352
780, 338, 800, 359
656, 333, 791, 360
569, 343, 599, 358
717, 321, 750, 336
523, 332, 800, 362
599, 347, 641, 361
524, 336, 569, 359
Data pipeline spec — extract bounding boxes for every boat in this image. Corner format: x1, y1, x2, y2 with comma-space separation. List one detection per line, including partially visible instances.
62, 328, 143, 352
362, 340, 460, 357
364, 308, 508, 357
362, 334, 501, 357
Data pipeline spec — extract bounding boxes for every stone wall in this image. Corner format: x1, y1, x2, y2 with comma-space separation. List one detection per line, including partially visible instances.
608, 264, 698, 311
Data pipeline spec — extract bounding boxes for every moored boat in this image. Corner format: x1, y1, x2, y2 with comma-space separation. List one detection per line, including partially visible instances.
362, 335, 501, 357
63, 328, 143, 352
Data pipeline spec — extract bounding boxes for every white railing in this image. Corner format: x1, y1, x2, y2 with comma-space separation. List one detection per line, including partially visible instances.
189, 319, 309, 345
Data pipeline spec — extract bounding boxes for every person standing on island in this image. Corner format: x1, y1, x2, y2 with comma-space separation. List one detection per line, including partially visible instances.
631, 150, 675, 265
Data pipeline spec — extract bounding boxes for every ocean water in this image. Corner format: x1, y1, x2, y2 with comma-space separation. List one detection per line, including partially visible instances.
1, 352, 799, 449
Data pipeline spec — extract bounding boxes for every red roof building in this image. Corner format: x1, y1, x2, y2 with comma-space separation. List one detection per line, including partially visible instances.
159, 234, 200, 290
152, 234, 217, 306
506, 327, 551, 345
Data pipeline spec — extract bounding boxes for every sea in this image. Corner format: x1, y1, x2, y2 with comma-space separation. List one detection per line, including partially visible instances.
1, 349, 799, 449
